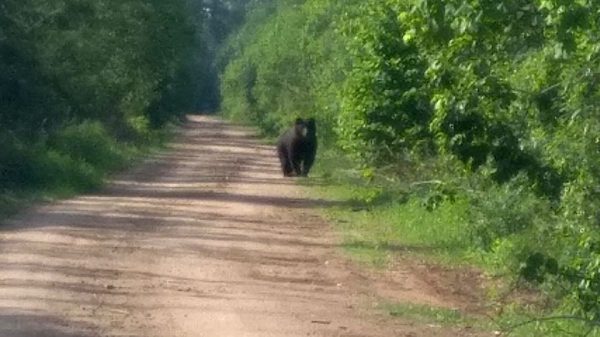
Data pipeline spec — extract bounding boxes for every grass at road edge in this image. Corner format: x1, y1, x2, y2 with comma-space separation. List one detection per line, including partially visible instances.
0, 121, 177, 219
302, 149, 477, 268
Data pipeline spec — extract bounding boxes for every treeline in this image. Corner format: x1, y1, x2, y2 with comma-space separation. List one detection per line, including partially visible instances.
0, 0, 252, 201
220, 0, 600, 328
0, 0, 196, 194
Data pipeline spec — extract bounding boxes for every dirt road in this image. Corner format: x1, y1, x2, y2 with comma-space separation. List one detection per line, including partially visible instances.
0, 116, 484, 337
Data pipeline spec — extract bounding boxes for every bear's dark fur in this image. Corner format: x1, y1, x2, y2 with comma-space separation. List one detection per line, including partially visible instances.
277, 118, 317, 177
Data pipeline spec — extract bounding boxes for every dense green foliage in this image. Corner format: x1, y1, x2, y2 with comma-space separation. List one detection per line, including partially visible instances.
0, 0, 256, 207
0, 0, 199, 198
220, 0, 600, 332
1, 0, 197, 133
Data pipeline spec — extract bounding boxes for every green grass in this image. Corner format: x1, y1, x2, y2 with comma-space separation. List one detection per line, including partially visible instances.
381, 302, 600, 337
0, 121, 174, 219
303, 149, 476, 268
335, 196, 473, 264
382, 302, 474, 326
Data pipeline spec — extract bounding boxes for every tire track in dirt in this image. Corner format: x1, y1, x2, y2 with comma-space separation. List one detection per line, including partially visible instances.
0, 116, 488, 337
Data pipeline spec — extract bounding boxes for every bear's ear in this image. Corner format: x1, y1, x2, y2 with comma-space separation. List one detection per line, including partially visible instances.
294, 118, 304, 125
306, 118, 316, 129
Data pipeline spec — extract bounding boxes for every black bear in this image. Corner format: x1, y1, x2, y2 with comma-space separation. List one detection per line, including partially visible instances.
277, 118, 317, 177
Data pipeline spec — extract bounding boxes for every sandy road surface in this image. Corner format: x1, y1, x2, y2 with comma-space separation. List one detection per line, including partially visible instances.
0, 116, 485, 337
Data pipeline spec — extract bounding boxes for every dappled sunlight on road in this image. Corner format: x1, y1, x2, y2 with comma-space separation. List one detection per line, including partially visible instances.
0, 116, 375, 337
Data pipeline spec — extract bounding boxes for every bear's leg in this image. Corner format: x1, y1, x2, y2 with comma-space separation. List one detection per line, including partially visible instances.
290, 148, 303, 176
300, 142, 316, 177
277, 145, 293, 177
301, 154, 314, 177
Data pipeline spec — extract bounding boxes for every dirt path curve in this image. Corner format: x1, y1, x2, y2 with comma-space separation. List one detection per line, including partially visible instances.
0, 116, 484, 337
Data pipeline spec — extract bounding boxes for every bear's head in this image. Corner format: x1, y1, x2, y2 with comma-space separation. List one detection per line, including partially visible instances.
292, 118, 316, 138
293, 118, 306, 137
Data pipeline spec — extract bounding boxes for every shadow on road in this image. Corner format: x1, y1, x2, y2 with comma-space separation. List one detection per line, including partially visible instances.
0, 116, 362, 337
0, 310, 100, 337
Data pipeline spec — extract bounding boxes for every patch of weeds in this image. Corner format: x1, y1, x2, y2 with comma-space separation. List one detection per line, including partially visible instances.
382, 302, 473, 327
342, 242, 391, 267
0, 192, 24, 218
490, 304, 600, 337
315, 181, 474, 267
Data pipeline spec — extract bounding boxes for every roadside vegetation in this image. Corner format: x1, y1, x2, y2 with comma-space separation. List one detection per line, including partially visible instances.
219, 0, 600, 335
0, 0, 253, 216
0, 0, 194, 214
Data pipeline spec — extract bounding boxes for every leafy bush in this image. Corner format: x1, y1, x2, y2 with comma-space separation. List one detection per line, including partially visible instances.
337, 1, 432, 164
50, 121, 128, 171
0, 133, 102, 192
